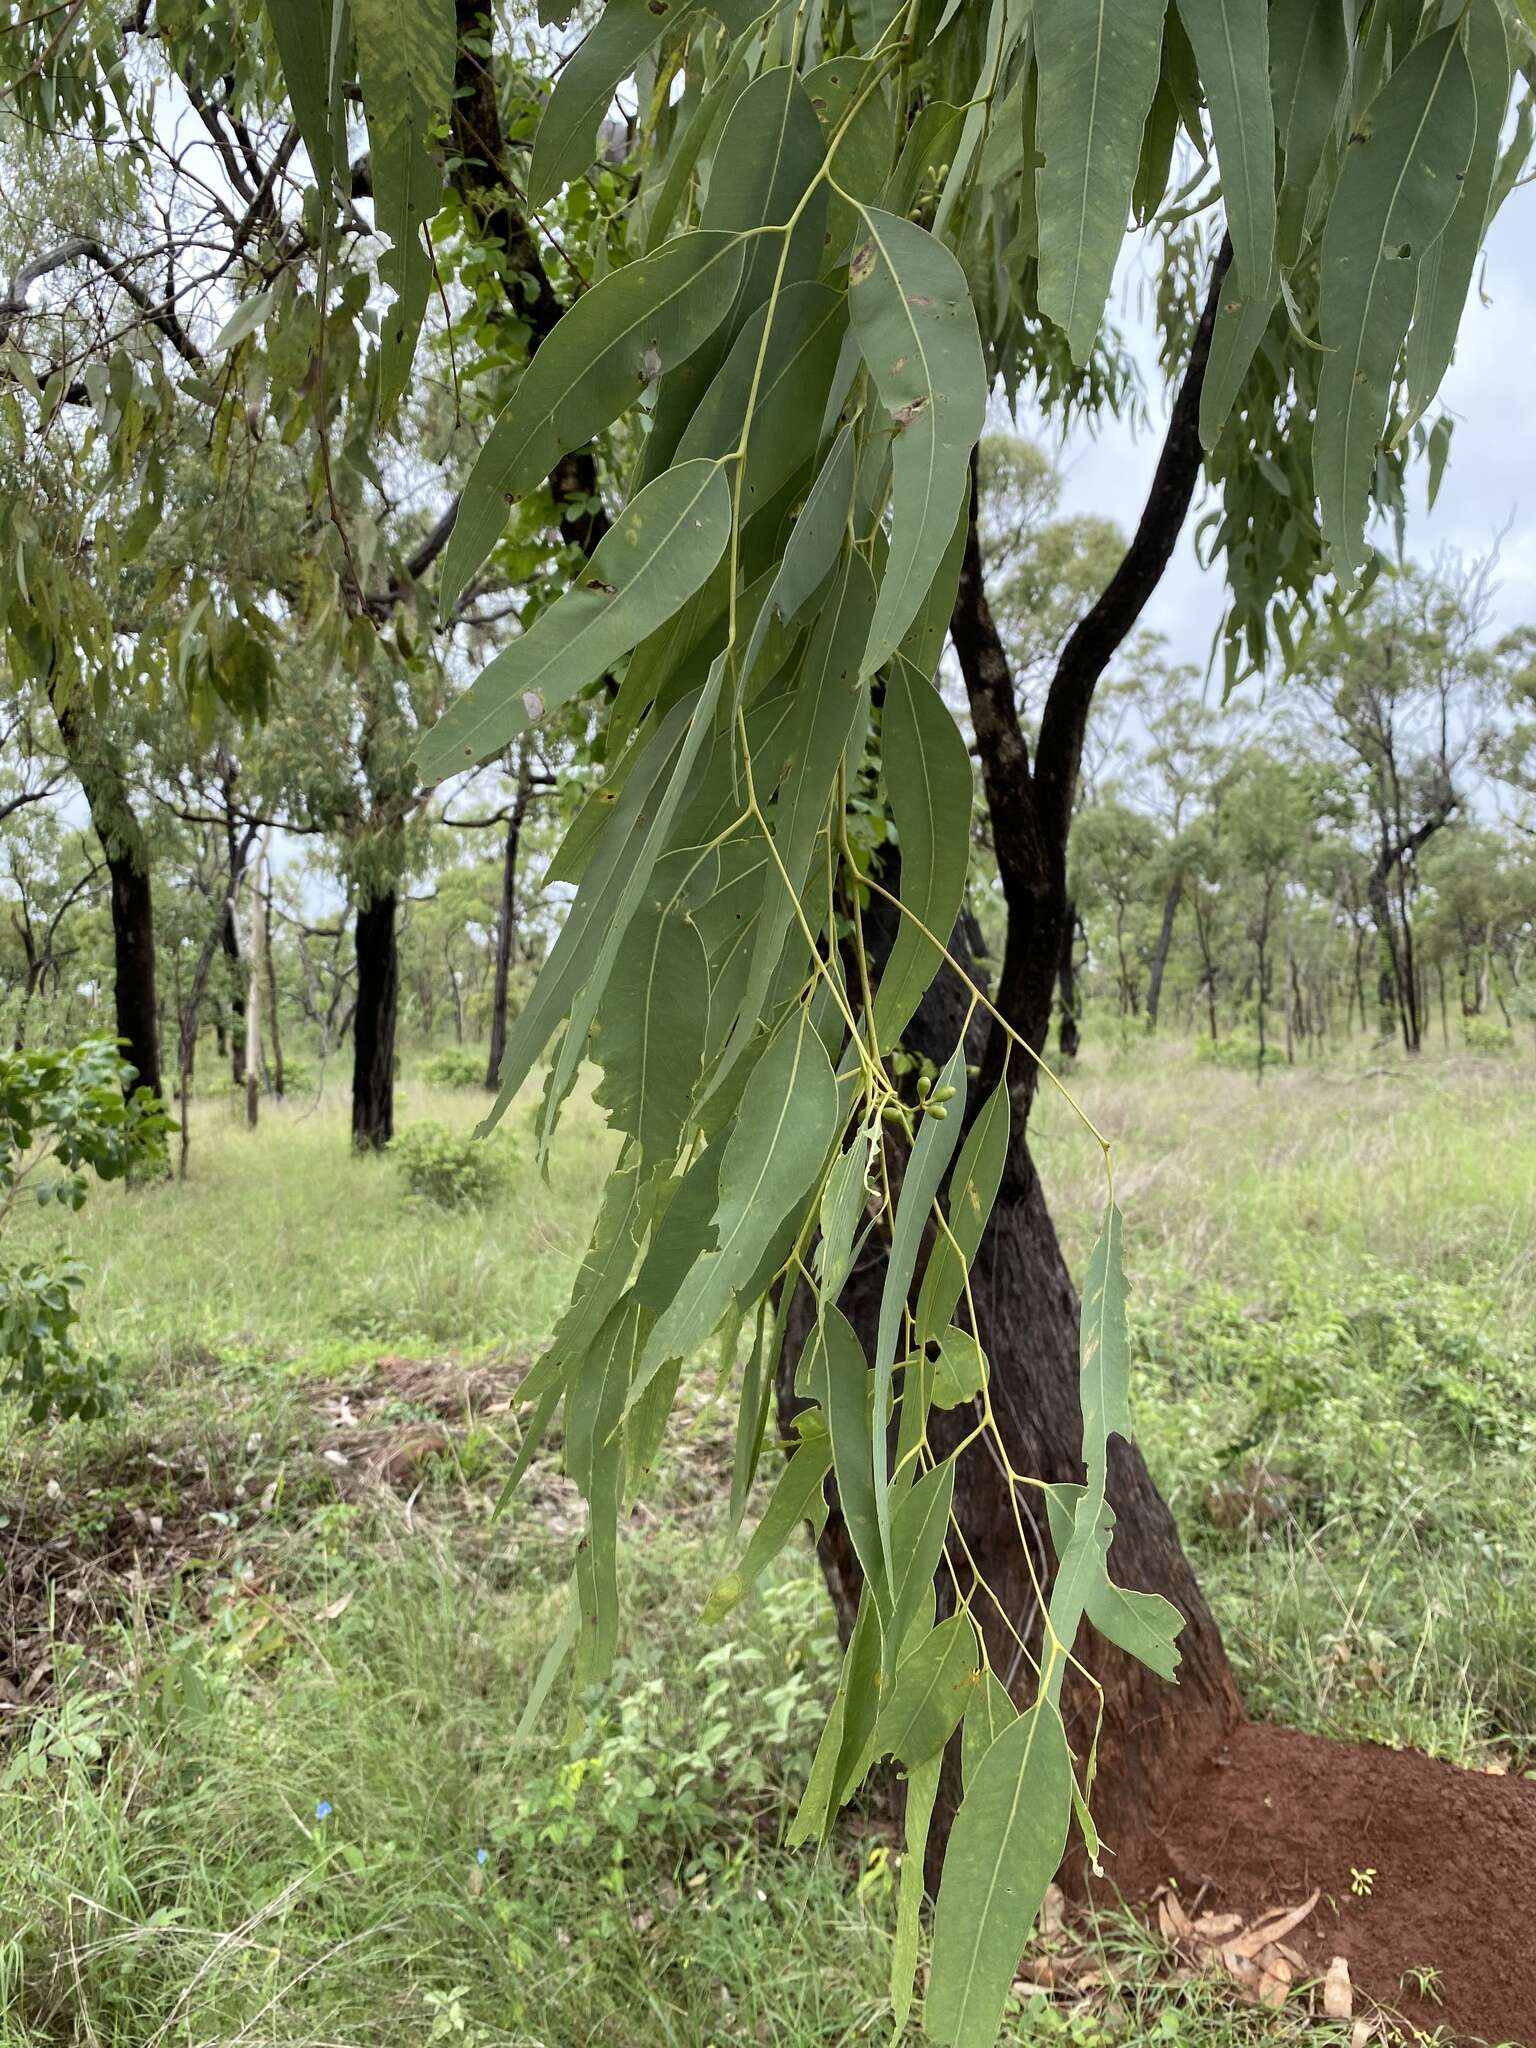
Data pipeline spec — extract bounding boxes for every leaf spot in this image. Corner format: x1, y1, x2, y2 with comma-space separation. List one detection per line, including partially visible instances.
849, 241, 876, 286
893, 396, 929, 427
642, 345, 664, 383
585, 578, 617, 593
521, 689, 545, 721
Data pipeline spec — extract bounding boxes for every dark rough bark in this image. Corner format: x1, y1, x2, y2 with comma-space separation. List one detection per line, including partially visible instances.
784, 236, 1242, 1863
104, 846, 162, 1099
1146, 875, 1183, 1029
1057, 902, 1082, 1060
351, 892, 398, 1151
51, 693, 163, 1101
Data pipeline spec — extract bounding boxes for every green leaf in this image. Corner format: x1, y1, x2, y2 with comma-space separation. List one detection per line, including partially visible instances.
634, 1005, 841, 1397
262, 0, 345, 195
961, 1666, 1018, 1786
440, 231, 747, 615
1079, 1200, 1130, 1454
891, 1749, 942, 2034
874, 1611, 979, 1766
1043, 1487, 1184, 1681
592, 888, 711, 1169
1404, 0, 1510, 429
209, 289, 277, 356
929, 1325, 987, 1409
352, 0, 454, 421
885, 100, 965, 219
566, 1300, 642, 1689
872, 1045, 967, 1581
529, 0, 690, 210
913, 1081, 1010, 1348
702, 1430, 832, 1622
1035, 0, 1167, 363
1269, 0, 1350, 265
1315, 27, 1475, 588
640, 67, 829, 484
816, 1121, 875, 1309
848, 210, 987, 674
675, 281, 849, 512
1175, 0, 1275, 298
1198, 258, 1280, 452
422, 461, 730, 777
888, 1455, 957, 1657
819, 1305, 889, 1610
539, 657, 731, 1149
477, 693, 700, 1130
874, 656, 974, 1046
926, 1702, 1074, 2048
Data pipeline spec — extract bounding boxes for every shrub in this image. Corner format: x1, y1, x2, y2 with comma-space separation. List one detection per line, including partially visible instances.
391, 1120, 513, 1209
421, 1047, 486, 1089
0, 1037, 172, 1421
1461, 1013, 1515, 1055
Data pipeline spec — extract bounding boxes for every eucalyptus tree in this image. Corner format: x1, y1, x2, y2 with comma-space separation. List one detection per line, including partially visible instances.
7, 1, 1534, 2041
1298, 557, 1500, 1050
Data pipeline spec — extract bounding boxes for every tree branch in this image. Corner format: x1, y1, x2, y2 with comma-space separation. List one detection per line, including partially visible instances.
1032, 234, 1232, 855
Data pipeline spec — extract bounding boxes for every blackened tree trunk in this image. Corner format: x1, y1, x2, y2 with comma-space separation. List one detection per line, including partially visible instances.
1145, 874, 1183, 1029
351, 891, 398, 1150
1057, 903, 1081, 1060
104, 847, 161, 1098
486, 755, 532, 1091
51, 692, 163, 1101
786, 241, 1242, 1859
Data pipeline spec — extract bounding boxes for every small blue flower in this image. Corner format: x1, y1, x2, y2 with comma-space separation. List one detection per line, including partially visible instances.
476, 1847, 489, 1866
315, 1800, 333, 1821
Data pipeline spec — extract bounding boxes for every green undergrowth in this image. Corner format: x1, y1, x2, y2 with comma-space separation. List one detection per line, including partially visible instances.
0, 1047, 1530, 2042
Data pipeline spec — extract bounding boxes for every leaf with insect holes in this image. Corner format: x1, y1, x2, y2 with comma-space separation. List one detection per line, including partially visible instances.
1034, 0, 1166, 364
352, 0, 454, 422
1315, 27, 1474, 588
847, 209, 986, 674
440, 231, 746, 615
419, 461, 730, 777
926, 1700, 1075, 2048
874, 654, 974, 1047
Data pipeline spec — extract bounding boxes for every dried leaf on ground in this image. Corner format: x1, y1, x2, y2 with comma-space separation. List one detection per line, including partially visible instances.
1323, 1953, 1354, 2019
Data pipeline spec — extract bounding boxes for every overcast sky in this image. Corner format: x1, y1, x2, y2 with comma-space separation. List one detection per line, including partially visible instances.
1012, 182, 1536, 686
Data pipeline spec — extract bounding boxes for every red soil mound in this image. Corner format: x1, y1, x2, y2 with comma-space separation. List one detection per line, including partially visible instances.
1093, 1723, 1536, 2046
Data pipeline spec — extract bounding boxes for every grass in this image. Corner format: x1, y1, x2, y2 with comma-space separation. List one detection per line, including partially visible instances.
1, 1036, 1533, 2044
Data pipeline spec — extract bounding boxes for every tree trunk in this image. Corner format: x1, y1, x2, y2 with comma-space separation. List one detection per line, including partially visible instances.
486, 759, 532, 1091
351, 891, 398, 1150
780, 910, 1240, 1860
51, 693, 163, 1100
263, 861, 285, 1096
1145, 875, 1182, 1030
1056, 902, 1081, 1061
